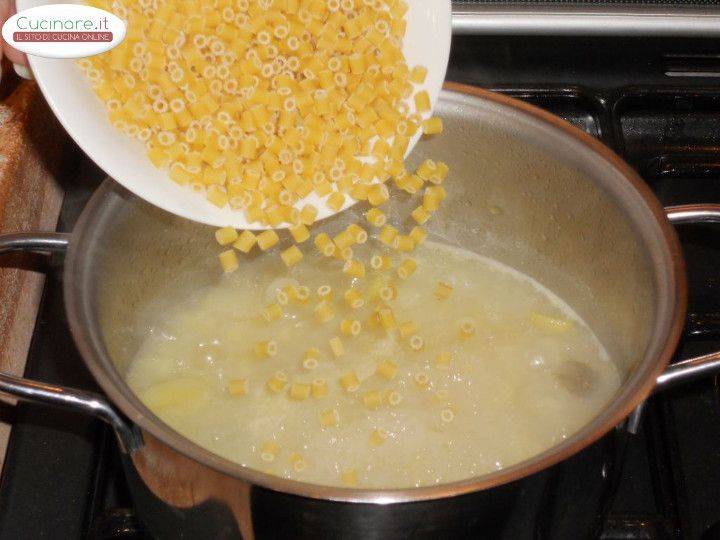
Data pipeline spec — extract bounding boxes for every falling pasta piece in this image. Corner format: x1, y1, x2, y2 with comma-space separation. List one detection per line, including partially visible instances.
290, 224, 311, 243
257, 230, 280, 251
347, 224, 368, 244
343, 259, 366, 279
215, 227, 238, 246
397, 258, 417, 279
409, 226, 427, 245
397, 174, 424, 194
422, 117, 444, 135
416, 159, 438, 180
393, 236, 415, 253
367, 184, 390, 206
314, 233, 336, 257
370, 254, 392, 270
280, 245, 303, 268
430, 162, 450, 184
334, 246, 354, 262
423, 186, 447, 211
334, 229, 356, 251
379, 226, 399, 247
365, 208, 387, 227
218, 250, 239, 273
411, 206, 432, 225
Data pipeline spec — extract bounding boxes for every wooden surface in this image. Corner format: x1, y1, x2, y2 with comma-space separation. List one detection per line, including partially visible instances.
0, 78, 70, 470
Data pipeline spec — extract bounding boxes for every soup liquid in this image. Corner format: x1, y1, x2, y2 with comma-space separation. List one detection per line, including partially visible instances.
126, 242, 621, 489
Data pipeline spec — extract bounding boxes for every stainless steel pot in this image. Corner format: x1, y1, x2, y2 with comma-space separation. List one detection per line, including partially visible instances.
2, 84, 720, 538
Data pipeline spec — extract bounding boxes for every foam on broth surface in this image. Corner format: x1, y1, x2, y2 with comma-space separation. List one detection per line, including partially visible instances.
126, 241, 620, 488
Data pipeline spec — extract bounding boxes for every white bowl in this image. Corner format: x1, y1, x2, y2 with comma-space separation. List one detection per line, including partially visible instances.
19, 0, 452, 229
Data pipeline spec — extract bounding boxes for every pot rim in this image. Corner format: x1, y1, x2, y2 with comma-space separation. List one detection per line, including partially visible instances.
64, 83, 687, 504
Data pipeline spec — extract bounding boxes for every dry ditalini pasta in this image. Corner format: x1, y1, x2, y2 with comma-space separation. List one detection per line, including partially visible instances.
82, 0, 437, 228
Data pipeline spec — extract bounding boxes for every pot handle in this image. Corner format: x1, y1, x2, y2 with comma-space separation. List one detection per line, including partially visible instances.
654, 204, 720, 392
0, 233, 142, 453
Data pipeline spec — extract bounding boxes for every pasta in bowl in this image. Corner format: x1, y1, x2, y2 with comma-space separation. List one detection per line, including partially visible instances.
18, 0, 451, 229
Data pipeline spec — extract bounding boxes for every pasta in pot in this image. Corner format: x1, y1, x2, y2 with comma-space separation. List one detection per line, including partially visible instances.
126, 241, 621, 489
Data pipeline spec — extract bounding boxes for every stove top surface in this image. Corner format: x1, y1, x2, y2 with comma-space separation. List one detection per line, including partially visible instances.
1, 36, 719, 539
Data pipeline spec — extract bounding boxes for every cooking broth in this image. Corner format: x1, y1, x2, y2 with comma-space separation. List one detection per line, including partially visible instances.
126, 241, 621, 489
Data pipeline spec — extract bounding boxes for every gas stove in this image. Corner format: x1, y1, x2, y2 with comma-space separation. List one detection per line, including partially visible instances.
0, 34, 719, 540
